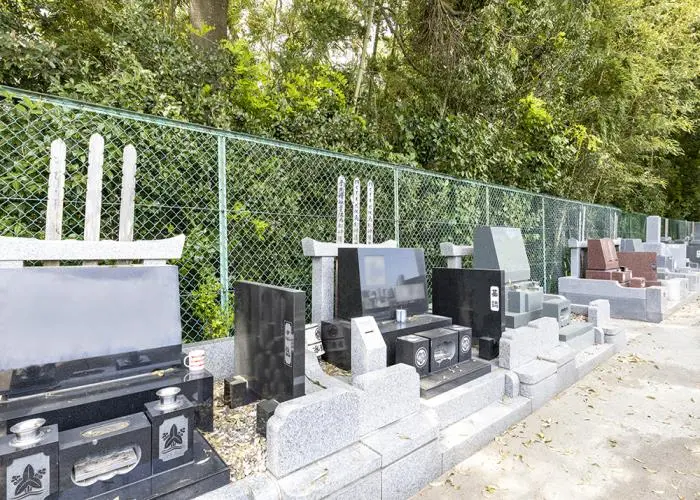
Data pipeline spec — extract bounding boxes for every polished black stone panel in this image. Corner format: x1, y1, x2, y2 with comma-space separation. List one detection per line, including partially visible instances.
1, 424, 59, 500
447, 325, 473, 362
145, 396, 194, 474
395, 335, 430, 376
0, 266, 182, 399
1, 346, 182, 399
233, 282, 306, 403
416, 328, 458, 373
419, 359, 492, 399
58, 412, 151, 499
1, 368, 214, 435
321, 314, 452, 370
337, 248, 429, 321
432, 268, 505, 340
688, 244, 700, 265
86, 431, 229, 500
478, 337, 499, 361
256, 399, 279, 437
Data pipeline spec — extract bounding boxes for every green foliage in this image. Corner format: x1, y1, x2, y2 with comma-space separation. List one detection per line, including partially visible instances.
192, 273, 234, 340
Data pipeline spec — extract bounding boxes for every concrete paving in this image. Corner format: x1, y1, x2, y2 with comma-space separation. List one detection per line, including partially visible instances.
415, 296, 700, 500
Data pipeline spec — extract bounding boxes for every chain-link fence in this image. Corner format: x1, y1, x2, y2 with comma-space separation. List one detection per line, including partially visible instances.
1, 86, 697, 342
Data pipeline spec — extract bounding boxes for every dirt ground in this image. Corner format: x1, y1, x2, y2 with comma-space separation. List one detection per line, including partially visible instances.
415, 297, 700, 500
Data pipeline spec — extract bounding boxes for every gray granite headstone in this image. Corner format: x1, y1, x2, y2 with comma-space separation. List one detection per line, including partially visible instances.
646, 216, 662, 244
619, 239, 643, 252
0, 266, 181, 370
473, 226, 531, 283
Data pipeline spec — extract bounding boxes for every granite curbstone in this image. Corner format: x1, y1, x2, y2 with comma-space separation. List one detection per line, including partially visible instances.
354, 363, 421, 436
575, 344, 616, 379
513, 359, 557, 385
196, 473, 281, 500
555, 360, 577, 393
439, 396, 532, 472
519, 373, 559, 410
326, 471, 381, 500
420, 370, 506, 428
350, 316, 387, 379
381, 441, 442, 500
538, 343, 575, 367
361, 409, 439, 467
587, 299, 610, 327
266, 386, 360, 477
276, 443, 381, 500
504, 370, 520, 398
593, 327, 605, 345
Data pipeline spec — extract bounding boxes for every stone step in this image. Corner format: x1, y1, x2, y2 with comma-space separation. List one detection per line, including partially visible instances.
420, 369, 506, 429
439, 396, 532, 473
575, 343, 616, 379
559, 322, 595, 352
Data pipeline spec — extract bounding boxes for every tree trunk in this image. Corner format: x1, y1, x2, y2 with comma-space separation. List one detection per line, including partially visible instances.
352, 0, 376, 113
189, 0, 228, 48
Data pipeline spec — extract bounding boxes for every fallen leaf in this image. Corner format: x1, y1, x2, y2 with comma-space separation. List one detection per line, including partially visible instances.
647, 395, 656, 400
609, 439, 618, 448
633, 457, 644, 463
651, 490, 664, 495
397, 434, 411, 440
485, 485, 497, 494
643, 466, 658, 474
537, 432, 545, 439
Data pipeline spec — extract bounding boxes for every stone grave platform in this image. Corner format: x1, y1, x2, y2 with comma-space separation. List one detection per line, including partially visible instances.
198, 299, 628, 500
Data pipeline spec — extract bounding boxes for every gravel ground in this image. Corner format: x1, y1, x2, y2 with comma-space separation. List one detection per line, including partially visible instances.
202, 382, 267, 481
415, 296, 700, 500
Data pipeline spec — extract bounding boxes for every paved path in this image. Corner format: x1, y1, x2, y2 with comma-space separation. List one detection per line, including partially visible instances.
415, 297, 700, 500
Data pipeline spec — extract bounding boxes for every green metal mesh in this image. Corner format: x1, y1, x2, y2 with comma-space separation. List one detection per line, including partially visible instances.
0, 86, 694, 342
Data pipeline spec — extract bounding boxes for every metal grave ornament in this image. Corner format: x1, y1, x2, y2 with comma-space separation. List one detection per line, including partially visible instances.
366, 181, 374, 245
159, 416, 188, 461
352, 178, 361, 244
336, 176, 346, 244
7, 453, 50, 500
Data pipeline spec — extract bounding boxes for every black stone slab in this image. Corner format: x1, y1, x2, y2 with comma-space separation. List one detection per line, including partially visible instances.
432, 267, 505, 340
447, 325, 473, 362
337, 247, 429, 321
395, 335, 430, 376
77, 431, 229, 500
1, 368, 214, 435
1, 345, 182, 399
688, 244, 700, 265
233, 282, 305, 403
256, 399, 279, 437
58, 412, 152, 499
1, 424, 59, 500
145, 396, 194, 474
478, 337, 499, 361
0, 266, 182, 375
321, 314, 453, 370
419, 359, 492, 399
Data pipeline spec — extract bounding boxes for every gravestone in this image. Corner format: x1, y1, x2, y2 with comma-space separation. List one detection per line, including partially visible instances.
471, 226, 545, 329
585, 239, 632, 284
0, 134, 229, 498
618, 252, 659, 285
337, 247, 429, 321
620, 239, 644, 252
0, 266, 182, 397
233, 281, 306, 403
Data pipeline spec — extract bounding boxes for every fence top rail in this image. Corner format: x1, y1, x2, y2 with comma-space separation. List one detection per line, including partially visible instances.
1, 84, 621, 213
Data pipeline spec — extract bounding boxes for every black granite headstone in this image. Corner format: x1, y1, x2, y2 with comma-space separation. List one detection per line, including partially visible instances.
233, 281, 305, 403
0, 266, 183, 399
432, 267, 505, 340
337, 248, 429, 321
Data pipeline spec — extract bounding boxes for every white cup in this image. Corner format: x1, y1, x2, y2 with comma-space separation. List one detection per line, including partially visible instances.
184, 349, 206, 372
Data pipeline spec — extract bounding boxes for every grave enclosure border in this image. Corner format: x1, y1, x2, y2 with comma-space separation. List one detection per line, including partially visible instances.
0, 85, 697, 342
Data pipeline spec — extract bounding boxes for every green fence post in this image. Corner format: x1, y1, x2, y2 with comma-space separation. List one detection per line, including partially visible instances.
217, 135, 229, 308
394, 167, 400, 245
541, 197, 547, 291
